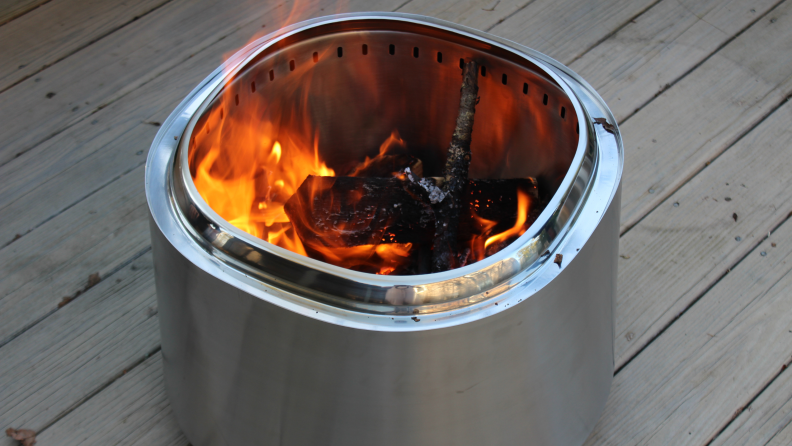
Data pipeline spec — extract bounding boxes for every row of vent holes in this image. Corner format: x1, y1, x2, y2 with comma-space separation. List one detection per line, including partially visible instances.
246, 44, 573, 122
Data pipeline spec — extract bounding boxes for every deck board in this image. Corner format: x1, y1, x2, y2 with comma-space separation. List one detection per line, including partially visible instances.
0, 0, 169, 93
0, 253, 158, 434
587, 210, 792, 445
711, 365, 792, 446
616, 0, 792, 232
1, 0, 791, 444
0, 0, 49, 26
568, 0, 780, 122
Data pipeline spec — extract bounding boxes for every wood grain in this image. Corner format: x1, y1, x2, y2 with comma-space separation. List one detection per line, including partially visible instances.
399, 0, 531, 30
487, 0, 658, 63
0, 0, 403, 166
0, 167, 150, 346
0, 254, 159, 445
616, 0, 792, 231
710, 366, 792, 446
615, 100, 792, 368
0, 0, 48, 26
585, 189, 792, 445
0, 0, 169, 93
34, 353, 188, 446
0, 32, 231, 247
569, 0, 780, 122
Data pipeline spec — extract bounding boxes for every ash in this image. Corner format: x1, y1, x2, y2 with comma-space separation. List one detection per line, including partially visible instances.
404, 167, 446, 204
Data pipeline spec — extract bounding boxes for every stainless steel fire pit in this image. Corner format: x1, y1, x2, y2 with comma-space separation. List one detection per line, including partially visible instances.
146, 12, 623, 446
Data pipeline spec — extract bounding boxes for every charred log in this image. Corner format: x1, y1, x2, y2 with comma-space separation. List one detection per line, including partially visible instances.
283, 175, 437, 248
284, 175, 538, 250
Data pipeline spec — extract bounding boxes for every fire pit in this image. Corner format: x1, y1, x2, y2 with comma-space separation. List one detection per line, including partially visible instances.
146, 12, 623, 446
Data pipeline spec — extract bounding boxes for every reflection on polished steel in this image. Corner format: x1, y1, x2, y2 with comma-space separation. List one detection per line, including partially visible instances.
146, 12, 623, 446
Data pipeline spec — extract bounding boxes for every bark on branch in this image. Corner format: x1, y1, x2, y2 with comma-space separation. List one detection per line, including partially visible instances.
431, 60, 480, 272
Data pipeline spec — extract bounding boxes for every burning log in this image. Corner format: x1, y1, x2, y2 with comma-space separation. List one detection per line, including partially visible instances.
281, 61, 539, 275
431, 60, 479, 272
346, 153, 423, 178
283, 175, 436, 247
283, 175, 538, 253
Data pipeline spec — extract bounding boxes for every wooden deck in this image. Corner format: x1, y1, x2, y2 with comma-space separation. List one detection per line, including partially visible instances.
2, 0, 792, 444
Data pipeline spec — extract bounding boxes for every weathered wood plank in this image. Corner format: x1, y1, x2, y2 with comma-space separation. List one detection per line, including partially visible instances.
0, 33, 228, 247
399, 0, 531, 30
0, 0, 169, 93
569, 0, 780, 122
710, 366, 792, 446
487, 0, 658, 64
0, 167, 150, 346
615, 0, 792, 231
615, 99, 792, 369
585, 194, 792, 445
0, 0, 48, 26
0, 253, 159, 446
0, 0, 402, 166
34, 353, 188, 446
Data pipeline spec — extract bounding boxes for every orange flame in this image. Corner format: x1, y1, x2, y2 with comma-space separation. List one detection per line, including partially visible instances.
189, 24, 537, 274
484, 189, 531, 249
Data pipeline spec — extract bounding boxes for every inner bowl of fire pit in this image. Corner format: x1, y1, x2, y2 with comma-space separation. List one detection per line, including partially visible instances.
169, 14, 594, 314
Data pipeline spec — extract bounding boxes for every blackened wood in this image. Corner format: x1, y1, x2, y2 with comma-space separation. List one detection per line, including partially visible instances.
432, 60, 479, 272
283, 175, 437, 248
283, 175, 538, 250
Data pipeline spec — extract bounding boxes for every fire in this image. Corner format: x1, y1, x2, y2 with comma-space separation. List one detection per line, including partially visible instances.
484, 189, 531, 250
189, 49, 535, 275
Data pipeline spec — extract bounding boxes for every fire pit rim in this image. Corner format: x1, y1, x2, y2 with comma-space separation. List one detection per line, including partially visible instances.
147, 12, 623, 319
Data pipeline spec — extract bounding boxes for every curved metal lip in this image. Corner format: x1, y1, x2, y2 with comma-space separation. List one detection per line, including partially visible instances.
147, 12, 624, 322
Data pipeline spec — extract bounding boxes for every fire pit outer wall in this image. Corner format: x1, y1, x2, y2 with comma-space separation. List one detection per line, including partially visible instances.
146, 13, 623, 446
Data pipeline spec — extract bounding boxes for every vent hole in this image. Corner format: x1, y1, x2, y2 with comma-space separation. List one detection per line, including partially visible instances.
502, 73, 507, 85
362, 44, 368, 55
576, 122, 579, 134
289, 60, 295, 71
413, 47, 419, 58
234, 94, 239, 106
481, 66, 487, 76
459, 58, 464, 69
543, 94, 548, 105
437, 52, 443, 63
560, 107, 566, 119
269, 70, 274, 81
312, 52, 318, 63
523, 83, 528, 94
250, 81, 256, 93
389, 44, 395, 55
337, 47, 343, 57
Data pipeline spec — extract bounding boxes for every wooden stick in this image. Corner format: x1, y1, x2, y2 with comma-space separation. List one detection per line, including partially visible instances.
431, 60, 479, 272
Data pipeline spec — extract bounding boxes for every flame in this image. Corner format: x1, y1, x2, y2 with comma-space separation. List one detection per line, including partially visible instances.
192, 104, 535, 273
484, 189, 531, 249
189, 26, 538, 275
465, 189, 532, 263
347, 130, 408, 177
